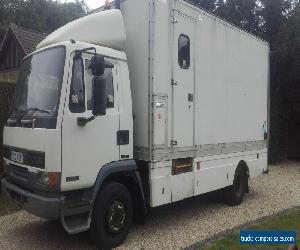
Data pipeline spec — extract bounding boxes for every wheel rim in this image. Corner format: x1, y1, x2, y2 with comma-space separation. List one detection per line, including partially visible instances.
105, 200, 126, 234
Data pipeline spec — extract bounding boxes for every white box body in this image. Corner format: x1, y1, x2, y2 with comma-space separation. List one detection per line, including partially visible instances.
121, 0, 269, 161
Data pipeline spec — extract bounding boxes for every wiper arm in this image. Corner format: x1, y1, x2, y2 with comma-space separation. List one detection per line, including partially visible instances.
24, 107, 50, 115
9, 107, 24, 115
18, 107, 50, 121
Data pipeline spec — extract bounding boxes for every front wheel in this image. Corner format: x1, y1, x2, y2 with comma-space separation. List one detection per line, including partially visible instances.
90, 182, 133, 249
225, 167, 247, 206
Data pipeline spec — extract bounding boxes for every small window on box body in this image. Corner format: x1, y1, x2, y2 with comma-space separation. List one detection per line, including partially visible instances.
178, 34, 190, 69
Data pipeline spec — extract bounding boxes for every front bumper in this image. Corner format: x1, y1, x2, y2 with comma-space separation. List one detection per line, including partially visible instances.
1, 178, 61, 220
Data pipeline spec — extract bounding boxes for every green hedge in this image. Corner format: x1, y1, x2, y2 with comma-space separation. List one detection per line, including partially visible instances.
0, 81, 15, 176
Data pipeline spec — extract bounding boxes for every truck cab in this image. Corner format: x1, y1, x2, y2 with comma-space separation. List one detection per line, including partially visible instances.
1, 10, 144, 248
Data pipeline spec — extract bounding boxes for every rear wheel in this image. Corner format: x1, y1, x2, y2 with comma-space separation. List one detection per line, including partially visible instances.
90, 182, 133, 249
225, 167, 247, 206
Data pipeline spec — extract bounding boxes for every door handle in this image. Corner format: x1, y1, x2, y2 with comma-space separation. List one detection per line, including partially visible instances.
77, 116, 95, 127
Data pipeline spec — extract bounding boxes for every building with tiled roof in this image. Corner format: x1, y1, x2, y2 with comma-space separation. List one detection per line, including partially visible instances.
0, 24, 46, 82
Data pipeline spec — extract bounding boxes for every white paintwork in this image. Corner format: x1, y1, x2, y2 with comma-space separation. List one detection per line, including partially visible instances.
118, 0, 269, 206
149, 161, 172, 207
37, 10, 126, 51
60, 42, 132, 191
172, 12, 195, 149
3, 127, 61, 173
171, 172, 194, 202
121, 0, 150, 149
119, 0, 269, 160
4, 0, 269, 211
153, 95, 168, 147
149, 148, 267, 207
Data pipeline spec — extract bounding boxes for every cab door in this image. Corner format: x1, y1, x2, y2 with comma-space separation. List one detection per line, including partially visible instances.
172, 12, 195, 149
61, 53, 120, 191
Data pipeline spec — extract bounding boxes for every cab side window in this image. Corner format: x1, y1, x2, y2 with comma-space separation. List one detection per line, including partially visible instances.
85, 58, 114, 110
70, 56, 85, 113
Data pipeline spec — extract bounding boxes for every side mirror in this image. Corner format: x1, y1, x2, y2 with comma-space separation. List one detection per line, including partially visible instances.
90, 55, 105, 76
92, 76, 106, 116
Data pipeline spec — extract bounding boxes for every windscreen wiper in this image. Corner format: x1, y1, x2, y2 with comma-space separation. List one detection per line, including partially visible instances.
23, 107, 50, 115
7, 108, 26, 125
17, 108, 51, 128
10, 107, 25, 115
19, 107, 50, 122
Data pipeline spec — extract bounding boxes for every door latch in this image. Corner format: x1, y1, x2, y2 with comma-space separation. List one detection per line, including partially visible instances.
172, 16, 178, 24
171, 79, 179, 86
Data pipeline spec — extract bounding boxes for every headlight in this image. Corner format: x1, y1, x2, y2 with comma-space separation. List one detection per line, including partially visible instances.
38, 172, 60, 188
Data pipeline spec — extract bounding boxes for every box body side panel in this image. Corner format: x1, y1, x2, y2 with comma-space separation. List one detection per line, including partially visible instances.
122, 0, 269, 161
122, 0, 150, 150
194, 8, 269, 146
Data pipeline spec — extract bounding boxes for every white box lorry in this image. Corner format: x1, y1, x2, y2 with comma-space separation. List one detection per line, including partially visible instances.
1, 0, 269, 248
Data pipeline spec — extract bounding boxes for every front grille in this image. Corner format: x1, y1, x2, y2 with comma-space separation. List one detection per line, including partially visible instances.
27, 152, 45, 169
10, 164, 29, 181
4, 146, 45, 169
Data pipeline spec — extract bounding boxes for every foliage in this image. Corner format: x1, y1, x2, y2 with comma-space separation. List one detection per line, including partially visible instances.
214, 0, 261, 35
0, 0, 88, 41
192, 0, 299, 43
192, 0, 217, 11
0, 81, 15, 176
274, 3, 300, 99
259, 0, 293, 44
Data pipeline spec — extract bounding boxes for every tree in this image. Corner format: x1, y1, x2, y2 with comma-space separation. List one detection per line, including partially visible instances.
192, 0, 216, 11
267, 1, 300, 162
214, 0, 261, 35
259, 0, 293, 44
273, 2, 300, 101
0, 0, 88, 42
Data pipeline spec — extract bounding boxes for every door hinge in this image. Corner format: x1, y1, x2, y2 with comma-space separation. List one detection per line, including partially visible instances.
171, 79, 179, 86
171, 140, 178, 146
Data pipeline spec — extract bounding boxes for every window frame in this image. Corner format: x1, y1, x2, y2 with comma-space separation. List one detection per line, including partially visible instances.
83, 54, 115, 111
178, 34, 191, 70
104, 67, 115, 109
69, 55, 86, 113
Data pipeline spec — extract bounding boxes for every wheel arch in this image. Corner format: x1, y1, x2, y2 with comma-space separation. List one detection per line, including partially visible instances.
92, 160, 147, 223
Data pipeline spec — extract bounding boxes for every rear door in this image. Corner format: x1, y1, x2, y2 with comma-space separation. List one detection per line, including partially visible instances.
172, 11, 195, 149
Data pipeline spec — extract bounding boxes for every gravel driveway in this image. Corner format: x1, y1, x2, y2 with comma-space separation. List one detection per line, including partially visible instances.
0, 162, 299, 250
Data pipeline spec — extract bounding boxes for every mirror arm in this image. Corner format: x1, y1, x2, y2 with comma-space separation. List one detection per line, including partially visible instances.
77, 116, 96, 127
75, 47, 96, 58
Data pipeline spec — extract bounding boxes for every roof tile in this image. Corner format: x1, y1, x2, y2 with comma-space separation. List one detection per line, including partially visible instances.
9, 23, 46, 54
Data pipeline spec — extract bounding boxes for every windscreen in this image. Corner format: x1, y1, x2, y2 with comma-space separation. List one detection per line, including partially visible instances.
12, 46, 65, 115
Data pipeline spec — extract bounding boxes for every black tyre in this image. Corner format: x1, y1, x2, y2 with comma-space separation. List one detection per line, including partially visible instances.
225, 167, 247, 206
90, 182, 133, 249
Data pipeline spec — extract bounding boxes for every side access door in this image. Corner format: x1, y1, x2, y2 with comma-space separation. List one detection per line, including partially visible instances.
172, 11, 195, 150
171, 10, 195, 202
